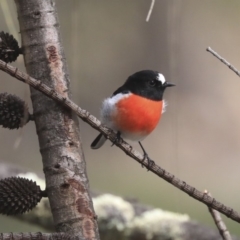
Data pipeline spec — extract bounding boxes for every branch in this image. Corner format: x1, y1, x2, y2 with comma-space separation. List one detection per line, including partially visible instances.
146, 0, 155, 22
207, 47, 240, 77
205, 191, 232, 240
0, 232, 78, 240
0, 60, 239, 224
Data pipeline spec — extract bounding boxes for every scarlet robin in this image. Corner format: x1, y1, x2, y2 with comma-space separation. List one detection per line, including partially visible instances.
91, 70, 175, 166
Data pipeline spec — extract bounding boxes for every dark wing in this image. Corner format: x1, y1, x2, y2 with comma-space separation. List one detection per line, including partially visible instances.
112, 86, 130, 97
91, 133, 107, 149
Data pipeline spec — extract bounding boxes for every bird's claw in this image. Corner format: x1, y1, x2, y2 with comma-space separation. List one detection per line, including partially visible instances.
111, 131, 121, 147
141, 153, 155, 170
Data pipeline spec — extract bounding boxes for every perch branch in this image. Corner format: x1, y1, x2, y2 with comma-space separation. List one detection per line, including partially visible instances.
0, 60, 240, 224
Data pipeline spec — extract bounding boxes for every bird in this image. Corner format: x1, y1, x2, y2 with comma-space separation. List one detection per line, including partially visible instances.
91, 70, 175, 166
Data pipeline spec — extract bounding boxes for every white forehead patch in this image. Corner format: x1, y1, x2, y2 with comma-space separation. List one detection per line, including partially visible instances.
157, 73, 166, 84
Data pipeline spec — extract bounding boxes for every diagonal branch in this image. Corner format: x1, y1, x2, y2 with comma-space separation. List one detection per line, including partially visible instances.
0, 60, 239, 224
205, 190, 232, 240
146, 0, 155, 22
0, 232, 78, 240
207, 47, 240, 77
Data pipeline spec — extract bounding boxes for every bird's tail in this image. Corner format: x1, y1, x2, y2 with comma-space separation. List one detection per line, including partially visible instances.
91, 133, 107, 149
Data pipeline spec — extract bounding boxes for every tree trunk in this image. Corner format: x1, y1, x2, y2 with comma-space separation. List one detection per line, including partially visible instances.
14, 0, 99, 239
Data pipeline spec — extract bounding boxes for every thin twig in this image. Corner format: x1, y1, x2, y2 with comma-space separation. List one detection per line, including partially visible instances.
207, 47, 240, 77
0, 60, 240, 224
146, 0, 155, 22
205, 190, 232, 240
0, 232, 77, 240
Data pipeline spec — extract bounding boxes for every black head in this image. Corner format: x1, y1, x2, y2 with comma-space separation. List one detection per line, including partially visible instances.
113, 70, 175, 101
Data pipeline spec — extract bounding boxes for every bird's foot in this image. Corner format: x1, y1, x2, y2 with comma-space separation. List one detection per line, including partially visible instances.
111, 131, 121, 147
138, 141, 155, 170
141, 153, 155, 170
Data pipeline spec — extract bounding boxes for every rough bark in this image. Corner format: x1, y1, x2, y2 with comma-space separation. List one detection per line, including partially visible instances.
14, 1, 99, 239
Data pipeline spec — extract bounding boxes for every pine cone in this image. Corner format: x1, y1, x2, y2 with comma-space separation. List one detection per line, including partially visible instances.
0, 177, 43, 215
0, 31, 21, 63
0, 93, 32, 129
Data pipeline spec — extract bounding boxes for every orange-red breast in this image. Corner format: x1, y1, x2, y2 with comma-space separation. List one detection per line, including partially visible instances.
91, 70, 174, 164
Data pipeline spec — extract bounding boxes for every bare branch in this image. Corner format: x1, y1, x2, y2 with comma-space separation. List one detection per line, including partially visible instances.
205, 190, 232, 240
0, 60, 240, 224
146, 0, 155, 22
0, 232, 78, 240
207, 47, 240, 77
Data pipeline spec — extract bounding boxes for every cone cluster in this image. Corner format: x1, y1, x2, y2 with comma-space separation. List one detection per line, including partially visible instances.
0, 31, 20, 63
0, 177, 43, 215
0, 92, 31, 129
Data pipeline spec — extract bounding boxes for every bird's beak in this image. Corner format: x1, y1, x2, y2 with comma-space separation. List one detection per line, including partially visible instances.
164, 82, 175, 87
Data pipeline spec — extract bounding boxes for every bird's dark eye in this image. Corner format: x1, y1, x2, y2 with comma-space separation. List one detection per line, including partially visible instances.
149, 80, 156, 87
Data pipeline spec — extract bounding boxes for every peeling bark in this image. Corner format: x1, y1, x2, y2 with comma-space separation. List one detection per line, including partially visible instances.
14, 1, 99, 239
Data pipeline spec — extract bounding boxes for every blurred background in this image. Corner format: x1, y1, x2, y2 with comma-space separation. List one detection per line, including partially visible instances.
0, 0, 240, 236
